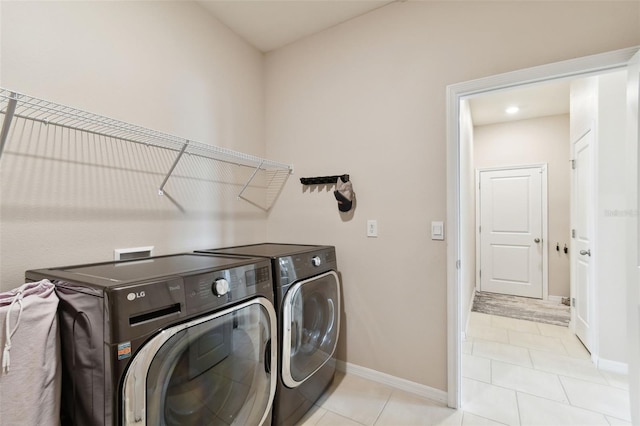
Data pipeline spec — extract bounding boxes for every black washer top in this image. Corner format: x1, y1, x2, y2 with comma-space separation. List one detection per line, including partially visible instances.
28, 253, 261, 287
199, 243, 329, 259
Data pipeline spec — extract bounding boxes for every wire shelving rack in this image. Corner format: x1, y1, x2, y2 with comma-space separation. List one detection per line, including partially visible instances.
0, 88, 293, 208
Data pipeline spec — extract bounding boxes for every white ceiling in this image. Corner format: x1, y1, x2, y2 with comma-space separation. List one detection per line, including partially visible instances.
468, 79, 571, 126
197, 0, 570, 124
197, 0, 394, 52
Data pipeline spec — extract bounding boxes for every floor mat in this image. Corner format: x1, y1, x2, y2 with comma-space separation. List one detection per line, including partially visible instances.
471, 291, 570, 327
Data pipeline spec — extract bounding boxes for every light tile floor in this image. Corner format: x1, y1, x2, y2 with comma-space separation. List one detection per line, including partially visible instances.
297, 312, 631, 425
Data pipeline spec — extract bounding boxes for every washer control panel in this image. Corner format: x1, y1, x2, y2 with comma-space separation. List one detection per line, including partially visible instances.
184, 262, 271, 314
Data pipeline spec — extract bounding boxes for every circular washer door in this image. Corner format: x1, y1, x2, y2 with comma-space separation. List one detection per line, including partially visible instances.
122, 297, 277, 426
282, 271, 340, 388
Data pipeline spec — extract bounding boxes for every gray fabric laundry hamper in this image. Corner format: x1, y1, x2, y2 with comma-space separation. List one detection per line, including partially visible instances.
0, 280, 61, 426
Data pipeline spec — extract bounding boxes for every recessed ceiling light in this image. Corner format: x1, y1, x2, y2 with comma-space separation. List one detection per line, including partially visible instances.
505, 106, 519, 115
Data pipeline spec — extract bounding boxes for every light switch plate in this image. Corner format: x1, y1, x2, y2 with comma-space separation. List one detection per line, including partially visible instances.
367, 220, 378, 237
431, 221, 444, 240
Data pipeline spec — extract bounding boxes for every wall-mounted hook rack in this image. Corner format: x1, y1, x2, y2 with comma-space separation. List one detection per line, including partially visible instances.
300, 174, 349, 185
0, 88, 293, 210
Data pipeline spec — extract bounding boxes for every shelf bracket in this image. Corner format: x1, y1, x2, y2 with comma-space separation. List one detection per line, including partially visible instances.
238, 159, 264, 200
158, 141, 189, 196
0, 93, 18, 161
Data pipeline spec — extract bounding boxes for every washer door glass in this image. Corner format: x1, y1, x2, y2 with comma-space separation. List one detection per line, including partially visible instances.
122, 298, 277, 426
282, 271, 340, 388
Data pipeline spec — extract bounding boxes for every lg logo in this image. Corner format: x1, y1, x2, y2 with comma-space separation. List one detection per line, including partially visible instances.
127, 291, 146, 301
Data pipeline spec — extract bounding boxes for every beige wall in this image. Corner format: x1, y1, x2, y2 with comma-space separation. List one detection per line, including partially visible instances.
474, 115, 571, 298
264, 1, 639, 391
0, 1, 268, 290
1, 0, 638, 394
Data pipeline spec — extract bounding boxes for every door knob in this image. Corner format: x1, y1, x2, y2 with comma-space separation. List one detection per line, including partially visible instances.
534, 238, 541, 243
579, 249, 591, 256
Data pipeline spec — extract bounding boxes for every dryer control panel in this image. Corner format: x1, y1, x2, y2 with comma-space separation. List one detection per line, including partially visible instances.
277, 249, 337, 286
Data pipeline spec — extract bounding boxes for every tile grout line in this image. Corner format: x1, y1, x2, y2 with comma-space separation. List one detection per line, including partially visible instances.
478, 341, 615, 405
526, 347, 535, 371
556, 374, 632, 422
496, 382, 626, 423
318, 404, 369, 426
312, 406, 328, 426
514, 391, 523, 426
605, 370, 632, 390
371, 389, 393, 426
463, 376, 520, 425
473, 360, 621, 423
468, 314, 631, 423
463, 410, 512, 426
466, 375, 571, 407
489, 358, 494, 385
557, 374, 575, 409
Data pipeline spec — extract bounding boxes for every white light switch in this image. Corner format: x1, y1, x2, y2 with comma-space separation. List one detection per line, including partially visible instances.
367, 220, 378, 237
431, 221, 444, 240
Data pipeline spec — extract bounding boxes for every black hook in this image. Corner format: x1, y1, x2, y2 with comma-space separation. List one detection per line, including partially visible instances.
300, 174, 349, 185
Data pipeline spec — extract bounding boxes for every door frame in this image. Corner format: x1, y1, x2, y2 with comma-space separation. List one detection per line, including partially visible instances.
446, 46, 640, 409
625, 49, 640, 426
475, 164, 549, 299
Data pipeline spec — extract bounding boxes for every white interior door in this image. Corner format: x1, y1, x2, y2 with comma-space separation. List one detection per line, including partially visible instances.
572, 129, 594, 353
626, 49, 640, 426
479, 166, 545, 299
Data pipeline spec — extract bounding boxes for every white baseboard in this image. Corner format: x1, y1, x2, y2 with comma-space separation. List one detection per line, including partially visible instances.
548, 295, 563, 303
597, 357, 628, 375
335, 360, 448, 404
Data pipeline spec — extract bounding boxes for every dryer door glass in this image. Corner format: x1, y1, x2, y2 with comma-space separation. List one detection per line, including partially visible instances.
122, 298, 277, 426
282, 271, 340, 388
